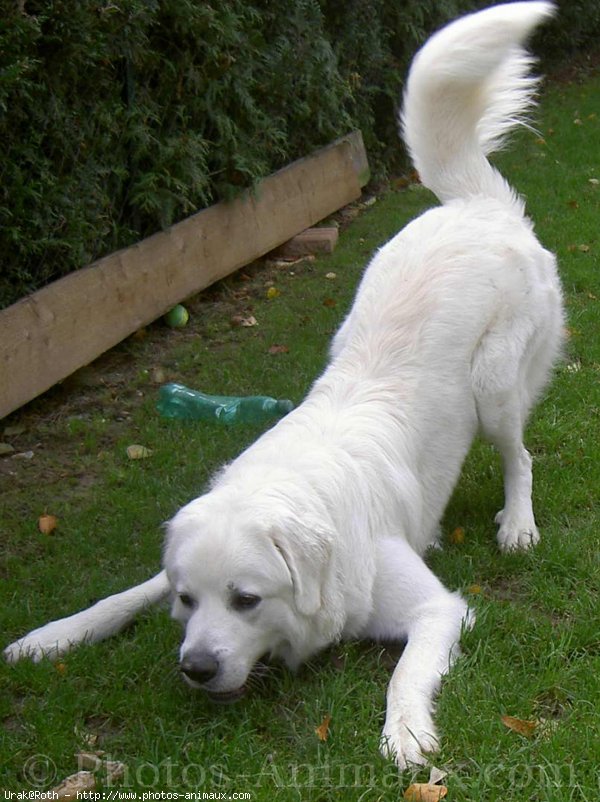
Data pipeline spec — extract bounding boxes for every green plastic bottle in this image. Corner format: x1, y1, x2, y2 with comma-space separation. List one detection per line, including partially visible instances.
156, 383, 294, 424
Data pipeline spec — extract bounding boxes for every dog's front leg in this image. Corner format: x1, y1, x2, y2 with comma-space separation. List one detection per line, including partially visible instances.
363, 537, 470, 769
379, 592, 468, 768
4, 570, 170, 663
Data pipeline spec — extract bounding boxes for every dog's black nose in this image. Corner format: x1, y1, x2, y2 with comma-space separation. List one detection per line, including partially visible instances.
180, 654, 219, 685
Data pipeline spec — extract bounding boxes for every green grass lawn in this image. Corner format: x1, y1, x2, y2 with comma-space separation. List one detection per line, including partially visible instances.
1, 70, 599, 801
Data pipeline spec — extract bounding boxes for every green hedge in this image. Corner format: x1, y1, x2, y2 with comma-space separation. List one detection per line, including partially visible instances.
0, 0, 596, 307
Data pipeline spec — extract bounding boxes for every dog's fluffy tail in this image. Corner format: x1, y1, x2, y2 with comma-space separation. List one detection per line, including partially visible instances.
401, 2, 555, 208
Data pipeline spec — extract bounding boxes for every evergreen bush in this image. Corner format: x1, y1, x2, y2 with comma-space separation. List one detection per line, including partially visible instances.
0, 0, 597, 307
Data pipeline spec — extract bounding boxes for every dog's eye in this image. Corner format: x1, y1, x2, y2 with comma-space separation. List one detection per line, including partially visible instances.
179, 593, 195, 608
231, 592, 261, 611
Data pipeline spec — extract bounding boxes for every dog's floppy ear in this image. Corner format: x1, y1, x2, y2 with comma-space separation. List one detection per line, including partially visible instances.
271, 517, 333, 617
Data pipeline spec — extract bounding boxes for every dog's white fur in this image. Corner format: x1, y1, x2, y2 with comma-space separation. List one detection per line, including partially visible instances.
5, 2, 563, 769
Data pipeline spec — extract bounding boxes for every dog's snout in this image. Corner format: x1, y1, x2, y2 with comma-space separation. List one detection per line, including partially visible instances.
180, 654, 219, 685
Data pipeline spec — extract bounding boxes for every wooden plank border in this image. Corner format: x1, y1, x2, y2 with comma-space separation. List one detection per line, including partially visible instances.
0, 131, 368, 420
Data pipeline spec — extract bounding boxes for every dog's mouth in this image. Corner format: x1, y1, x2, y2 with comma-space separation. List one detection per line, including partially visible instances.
206, 686, 247, 704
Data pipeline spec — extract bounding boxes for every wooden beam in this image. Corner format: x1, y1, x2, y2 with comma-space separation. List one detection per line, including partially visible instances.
0, 131, 368, 419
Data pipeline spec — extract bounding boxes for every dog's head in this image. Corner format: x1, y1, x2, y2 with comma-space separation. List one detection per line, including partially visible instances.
163, 488, 333, 701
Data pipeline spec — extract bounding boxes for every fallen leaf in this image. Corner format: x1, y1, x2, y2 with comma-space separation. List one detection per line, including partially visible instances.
468, 584, 483, 595
51, 771, 96, 800
449, 526, 465, 545
404, 783, 448, 801
315, 714, 332, 741
268, 344, 289, 355
589, 178, 599, 186
55, 661, 67, 675
323, 298, 337, 308
81, 731, 100, 749
126, 444, 152, 460
231, 314, 258, 328
266, 287, 280, 300
325, 272, 337, 280
501, 714, 538, 739
567, 199, 579, 210
38, 513, 58, 534
75, 752, 126, 782
578, 244, 590, 253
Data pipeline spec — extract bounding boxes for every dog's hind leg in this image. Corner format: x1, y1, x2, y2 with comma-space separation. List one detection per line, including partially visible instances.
4, 570, 170, 663
471, 326, 542, 551
361, 536, 470, 769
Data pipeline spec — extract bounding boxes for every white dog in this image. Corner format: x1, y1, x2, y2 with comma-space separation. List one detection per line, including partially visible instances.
5, 2, 563, 769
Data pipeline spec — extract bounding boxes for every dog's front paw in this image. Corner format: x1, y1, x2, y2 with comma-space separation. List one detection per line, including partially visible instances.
4, 622, 81, 664
4, 635, 60, 664
4, 638, 49, 664
495, 509, 540, 552
380, 709, 439, 770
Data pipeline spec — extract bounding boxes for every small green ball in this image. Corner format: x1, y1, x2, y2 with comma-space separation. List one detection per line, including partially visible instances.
164, 304, 189, 328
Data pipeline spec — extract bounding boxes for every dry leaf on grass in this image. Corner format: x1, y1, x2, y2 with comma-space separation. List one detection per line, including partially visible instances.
51, 771, 95, 800
501, 714, 538, 738
231, 314, 258, 328
38, 513, 58, 534
315, 714, 332, 742
449, 526, 465, 545
76, 752, 126, 782
126, 444, 152, 460
404, 782, 448, 801
268, 344, 289, 355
